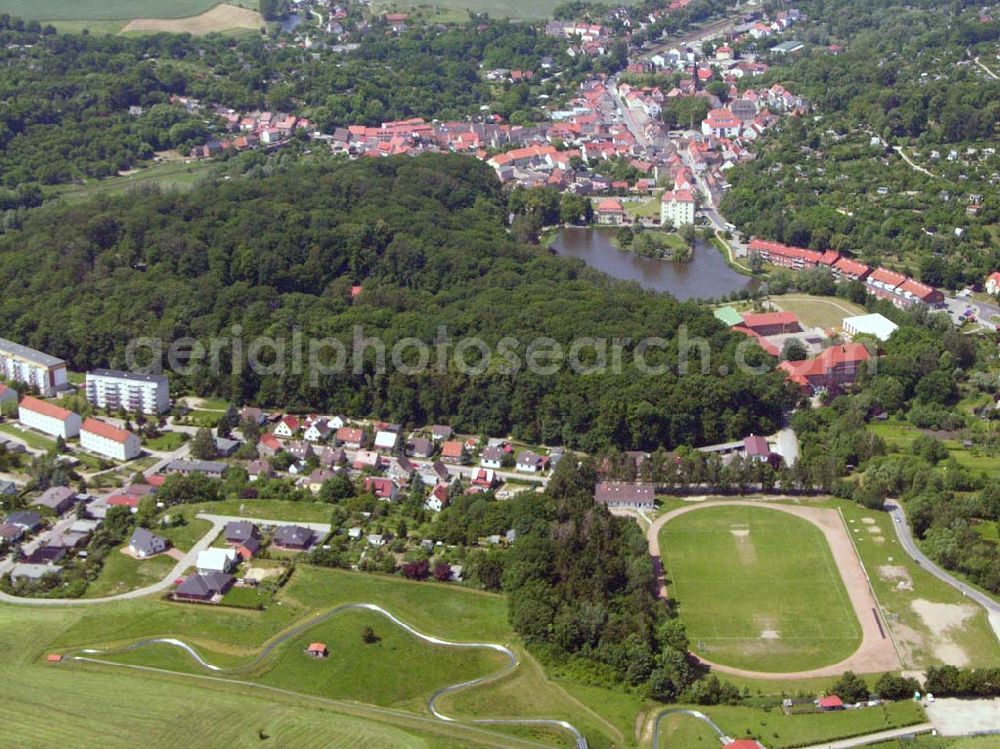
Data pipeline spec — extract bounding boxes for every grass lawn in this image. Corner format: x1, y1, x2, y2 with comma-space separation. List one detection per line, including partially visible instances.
656, 712, 723, 747
184, 498, 336, 524
154, 513, 215, 551
768, 293, 868, 329
84, 549, 176, 598
0, 422, 56, 451
46, 159, 217, 204
699, 701, 925, 749
0, 662, 485, 749
836, 499, 1000, 669
254, 608, 507, 710
175, 409, 225, 428
623, 192, 663, 219
144, 432, 188, 451
659, 505, 862, 672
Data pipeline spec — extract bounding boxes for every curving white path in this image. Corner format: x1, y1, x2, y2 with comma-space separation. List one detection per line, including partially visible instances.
68, 602, 587, 749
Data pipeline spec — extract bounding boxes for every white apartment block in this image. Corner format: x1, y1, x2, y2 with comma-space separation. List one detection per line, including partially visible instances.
18, 396, 81, 439
80, 417, 141, 461
660, 190, 696, 227
85, 369, 170, 415
0, 338, 68, 397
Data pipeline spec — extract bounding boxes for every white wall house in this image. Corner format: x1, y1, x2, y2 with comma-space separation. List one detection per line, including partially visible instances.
85, 369, 169, 415
80, 418, 141, 461
660, 190, 696, 227
18, 396, 81, 439
0, 338, 68, 397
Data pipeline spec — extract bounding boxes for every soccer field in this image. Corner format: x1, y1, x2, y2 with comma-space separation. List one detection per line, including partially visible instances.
660, 505, 863, 672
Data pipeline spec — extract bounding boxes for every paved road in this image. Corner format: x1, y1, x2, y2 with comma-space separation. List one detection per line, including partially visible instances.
647, 500, 901, 679
885, 499, 1000, 641
798, 723, 933, 749
70, 602, 588, 749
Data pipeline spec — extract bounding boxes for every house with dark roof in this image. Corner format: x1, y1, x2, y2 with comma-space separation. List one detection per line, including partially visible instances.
0, 523, 24, 543
128, 527, 169, 558
236, 536, 260, 560
0, 479, 18, 496
430, 425, 453, 441
27, 545, 67, 565
32, 486, 77, 515
164, 459, 227, 479
224, 521, 260, 545
272, 525, 314, 550
174, 572, 234, 601
405, 437, 434, 458
594, 482, 655, 510
6, 510, 42, 531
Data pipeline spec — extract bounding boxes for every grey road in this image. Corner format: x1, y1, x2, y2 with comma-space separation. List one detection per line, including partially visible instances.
885, 499, 1000, 640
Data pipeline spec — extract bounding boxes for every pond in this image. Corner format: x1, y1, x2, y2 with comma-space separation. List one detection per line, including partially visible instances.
549, 227, 759, 301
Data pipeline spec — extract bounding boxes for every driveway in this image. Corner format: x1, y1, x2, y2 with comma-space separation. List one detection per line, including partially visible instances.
646, 500, 901, 679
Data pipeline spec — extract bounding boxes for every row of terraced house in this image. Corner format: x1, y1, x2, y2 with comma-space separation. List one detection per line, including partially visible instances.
747, 239, 944, 309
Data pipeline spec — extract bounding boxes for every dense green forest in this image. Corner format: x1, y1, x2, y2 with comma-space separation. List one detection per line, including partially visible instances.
0, 154, 795, 450
720, 1, 1000, 285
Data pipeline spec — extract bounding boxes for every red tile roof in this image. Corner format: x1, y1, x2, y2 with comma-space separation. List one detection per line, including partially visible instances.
833, 257, 870, 277
747, 239, 823, 263
868, 267, 907, 288
19, 395, 74, 422
740, 311, 799, 329
81, 417, 133, 444
818, 695, 844, 708
440, 440, 465, 459
818, 250, 841, 265
596, 199, 624, 213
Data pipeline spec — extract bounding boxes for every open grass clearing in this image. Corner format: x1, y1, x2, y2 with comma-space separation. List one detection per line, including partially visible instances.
659, 504, 863, 672
143, 432, 188, 451
121, 4, 263, 35
0, 422, 57, 451
656, 712, 724, 747
182, 498, 335, 525
83, 550, 176, 598
45, 159, 218, 204
869, 420, 1000, 478
767, 293, 868, 330
0, 662, 484, 749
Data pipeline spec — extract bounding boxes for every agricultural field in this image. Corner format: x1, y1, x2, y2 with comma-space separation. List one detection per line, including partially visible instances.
121, 4, 263, 35
767, 293, 868, 330
0, 0, 258, 21
659, 504, 862, 672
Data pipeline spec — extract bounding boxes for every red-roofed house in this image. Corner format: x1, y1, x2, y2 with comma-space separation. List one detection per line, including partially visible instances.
365, 476, 399, 501
732, 326, 782, 357
832, 257, 871, 282
274, 415, 300, 437
595, 199, 625, 225
80, 418, 141, 461
817, 250, 841, 266
739, 311, 801, 336
748, 239, 823, 269
335, 427, 367, 449
818, 695, 844, 710
18, 396, 81, 439
425, 483, 450, 512
702, 108, 742, 138
258, 432, 283, 458
107, 494, 139, 508
725, 741, 765, 749
779, 343, 871, 393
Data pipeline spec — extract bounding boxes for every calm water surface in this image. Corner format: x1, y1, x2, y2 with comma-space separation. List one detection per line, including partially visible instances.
550, 227, 759, 301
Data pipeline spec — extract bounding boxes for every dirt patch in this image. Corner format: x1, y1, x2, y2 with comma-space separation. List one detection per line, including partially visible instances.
244, 565, 282, 581
731, 526, 757, 565
878, 565, 913, 591
166, 548, 185, 561
122, 4, 263, 35
760, 629, 781, 640
926, 697, 1000, 735
911, 599, 977, 666
861, 517, 876, 525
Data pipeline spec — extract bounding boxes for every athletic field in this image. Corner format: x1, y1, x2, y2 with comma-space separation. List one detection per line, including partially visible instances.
659, 505, 863, 672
